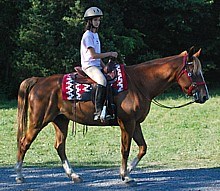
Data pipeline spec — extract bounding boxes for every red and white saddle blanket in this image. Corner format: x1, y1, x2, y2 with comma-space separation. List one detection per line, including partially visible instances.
62, 64, 128, 101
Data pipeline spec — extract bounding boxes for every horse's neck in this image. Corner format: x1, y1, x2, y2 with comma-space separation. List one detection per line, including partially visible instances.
128, 56, 183, 99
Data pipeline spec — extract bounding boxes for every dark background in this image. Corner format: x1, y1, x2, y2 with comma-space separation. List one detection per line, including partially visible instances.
0, 0, 219, 98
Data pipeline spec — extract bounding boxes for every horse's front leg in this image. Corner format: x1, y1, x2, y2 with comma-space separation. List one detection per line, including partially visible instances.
15, 160, 24, 183
53, 116, 82, 183
118, 119, 135, 183
128, 123, 147, 173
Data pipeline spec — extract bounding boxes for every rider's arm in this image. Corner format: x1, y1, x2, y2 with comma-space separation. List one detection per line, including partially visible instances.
87, 47, 118, 59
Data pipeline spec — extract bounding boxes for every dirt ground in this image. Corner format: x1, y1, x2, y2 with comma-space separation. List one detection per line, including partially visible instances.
0, 166, 219, 191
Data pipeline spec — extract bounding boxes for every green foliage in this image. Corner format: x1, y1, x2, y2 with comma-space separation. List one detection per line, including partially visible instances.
0, 1, 19, 85
0, 0, 219, 98
15, 1, 77, 76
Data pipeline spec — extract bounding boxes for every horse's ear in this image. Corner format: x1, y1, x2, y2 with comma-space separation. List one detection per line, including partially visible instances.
193, 48, 201, 57
188, 46, 195, 61
180, 51, 187, 56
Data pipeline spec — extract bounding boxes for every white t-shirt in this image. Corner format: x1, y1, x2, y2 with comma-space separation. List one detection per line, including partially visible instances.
80, 30, 101, 70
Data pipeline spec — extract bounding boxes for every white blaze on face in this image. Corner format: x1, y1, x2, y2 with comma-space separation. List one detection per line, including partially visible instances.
200, 70, 209, 100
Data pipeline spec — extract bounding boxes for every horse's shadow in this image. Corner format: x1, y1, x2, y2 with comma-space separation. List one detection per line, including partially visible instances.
132, 167, 220, 190
1, 166, 219, 191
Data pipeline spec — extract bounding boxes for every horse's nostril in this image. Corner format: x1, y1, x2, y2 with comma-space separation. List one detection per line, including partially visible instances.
195, 95, 207, 104
199, 96, 207, 103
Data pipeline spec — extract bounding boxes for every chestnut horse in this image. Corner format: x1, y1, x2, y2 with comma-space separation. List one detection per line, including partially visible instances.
15, 47, 209, 183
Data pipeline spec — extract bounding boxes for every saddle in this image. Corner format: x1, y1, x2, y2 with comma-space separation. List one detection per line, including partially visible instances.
73, 59, 117, 84
62, 59, 128, 121
73, 60, 118, 121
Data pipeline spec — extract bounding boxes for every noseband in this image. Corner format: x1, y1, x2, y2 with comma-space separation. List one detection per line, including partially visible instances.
176, 55, 206, 96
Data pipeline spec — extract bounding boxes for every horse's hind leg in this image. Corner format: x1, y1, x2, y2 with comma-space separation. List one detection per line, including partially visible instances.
52, 115, 82, 183
128, 123, 147, 173
15, 125, 42, 183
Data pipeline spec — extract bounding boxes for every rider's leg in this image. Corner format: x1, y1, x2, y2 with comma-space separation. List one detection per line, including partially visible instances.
83, 66, 107, 120
94, 84, 106, 120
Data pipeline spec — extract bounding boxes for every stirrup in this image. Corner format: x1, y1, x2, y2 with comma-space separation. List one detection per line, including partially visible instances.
94, 112, 101, 121
105, 114, 115, 120
94, 115, 100, 121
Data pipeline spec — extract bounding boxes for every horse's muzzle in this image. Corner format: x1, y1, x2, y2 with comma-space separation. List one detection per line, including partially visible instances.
194, 92, 209, 104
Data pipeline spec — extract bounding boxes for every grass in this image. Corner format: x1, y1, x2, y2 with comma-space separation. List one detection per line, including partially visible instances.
0, 89, 219, 171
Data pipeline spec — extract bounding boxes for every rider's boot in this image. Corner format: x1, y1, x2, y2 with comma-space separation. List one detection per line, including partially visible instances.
94, 84, 106, 121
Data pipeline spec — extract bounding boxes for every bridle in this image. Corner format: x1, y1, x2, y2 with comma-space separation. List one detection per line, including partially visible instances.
176, 54, 206, 98
126, 54, 207, 109
152, 54, 206, 109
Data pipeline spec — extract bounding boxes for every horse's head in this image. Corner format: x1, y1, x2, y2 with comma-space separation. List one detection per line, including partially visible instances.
176, 47, 209, 104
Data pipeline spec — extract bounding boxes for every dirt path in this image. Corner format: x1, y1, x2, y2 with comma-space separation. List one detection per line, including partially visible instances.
0, 166, 219, 191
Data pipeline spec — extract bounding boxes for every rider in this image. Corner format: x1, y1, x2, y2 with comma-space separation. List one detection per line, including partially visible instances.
80, 7, 118, 121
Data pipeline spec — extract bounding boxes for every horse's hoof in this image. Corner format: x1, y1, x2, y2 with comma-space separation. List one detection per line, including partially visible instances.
16, 176, 24, 183
122, 175, 135, 184
71, 174, 83, 183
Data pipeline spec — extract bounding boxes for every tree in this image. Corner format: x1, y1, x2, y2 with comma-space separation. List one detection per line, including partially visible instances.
1, 0, 219, 98
14, 1, 78, 78
0, 1, 19, 88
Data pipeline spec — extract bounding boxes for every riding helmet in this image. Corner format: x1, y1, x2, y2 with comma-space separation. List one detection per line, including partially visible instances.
84, 7, 103, 20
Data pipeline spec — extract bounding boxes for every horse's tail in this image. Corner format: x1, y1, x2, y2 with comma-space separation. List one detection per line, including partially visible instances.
17, 77, 39, 146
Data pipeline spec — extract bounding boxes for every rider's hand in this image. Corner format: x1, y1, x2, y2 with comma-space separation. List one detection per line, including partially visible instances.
110, 52, 118, 58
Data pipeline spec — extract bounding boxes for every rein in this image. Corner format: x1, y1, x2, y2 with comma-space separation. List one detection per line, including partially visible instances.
126, 54, 199, 110
126, 70, 195, 109
151, 98, 195, 109
151, 54, 199, 109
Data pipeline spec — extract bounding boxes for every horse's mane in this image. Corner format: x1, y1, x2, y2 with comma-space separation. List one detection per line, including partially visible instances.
128, 51, 201, 75
136, 51, 188, 66
132, 54, 182, 69
143, 55, 178, 65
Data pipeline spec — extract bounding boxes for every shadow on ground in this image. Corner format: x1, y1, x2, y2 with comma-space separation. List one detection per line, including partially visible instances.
0, 166, 219, 191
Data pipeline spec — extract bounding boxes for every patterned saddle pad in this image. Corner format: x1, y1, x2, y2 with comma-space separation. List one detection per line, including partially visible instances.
62, 64, 128, 101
